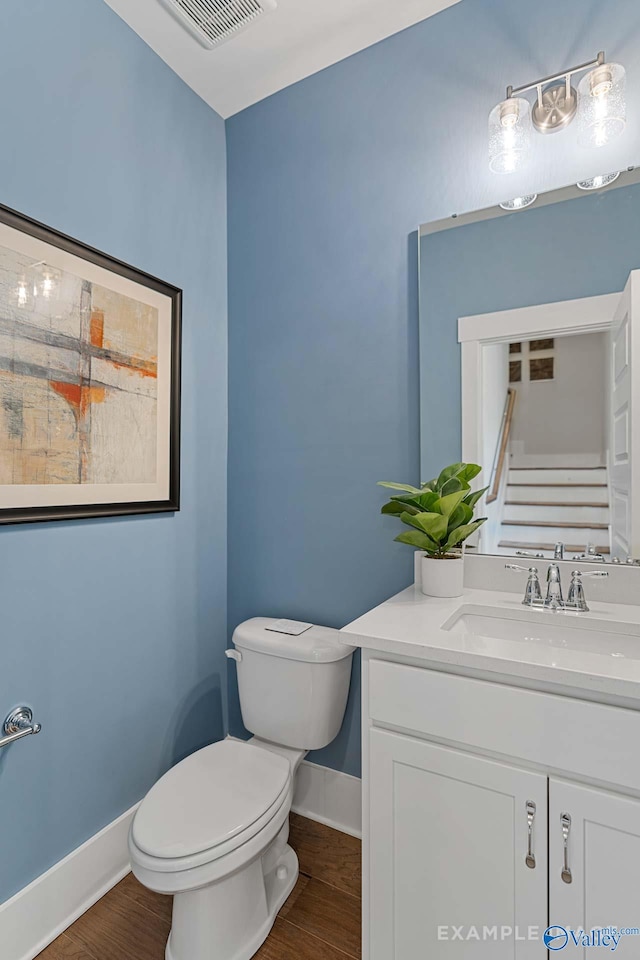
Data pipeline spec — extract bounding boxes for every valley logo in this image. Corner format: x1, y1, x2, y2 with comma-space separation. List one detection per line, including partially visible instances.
544, 927, 570, 951
544, 925, 640, 951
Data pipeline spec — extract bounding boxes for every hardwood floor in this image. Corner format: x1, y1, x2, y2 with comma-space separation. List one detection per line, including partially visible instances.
36, 814, 361, 960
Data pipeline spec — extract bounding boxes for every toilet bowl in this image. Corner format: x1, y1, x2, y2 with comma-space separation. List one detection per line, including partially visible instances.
129, 618, 354, 960
129, 739, 301, 960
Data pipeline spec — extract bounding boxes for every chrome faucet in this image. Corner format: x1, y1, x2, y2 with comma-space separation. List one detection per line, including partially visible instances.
545, 563, 564, 609
506, 563, 608, 611
574, 542, 606, 563
554, 542, 565, 560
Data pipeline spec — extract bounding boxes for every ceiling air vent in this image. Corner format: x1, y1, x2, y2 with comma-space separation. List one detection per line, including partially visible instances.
160, 0, 277, 49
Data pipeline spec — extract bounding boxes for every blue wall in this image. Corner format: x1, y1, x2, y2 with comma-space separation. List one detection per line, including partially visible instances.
420, 183, 640, 477
227, 0, 640, 777
4, 0, 640, 903
0, 1, 227, 903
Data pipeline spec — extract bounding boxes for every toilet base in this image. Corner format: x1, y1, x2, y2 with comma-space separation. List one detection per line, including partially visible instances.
165, 843, 299, 960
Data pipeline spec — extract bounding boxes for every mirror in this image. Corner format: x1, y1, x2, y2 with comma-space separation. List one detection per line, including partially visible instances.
419, 167, 640, 563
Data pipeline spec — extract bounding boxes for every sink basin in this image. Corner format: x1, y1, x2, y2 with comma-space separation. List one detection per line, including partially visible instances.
442, 604, 640, 661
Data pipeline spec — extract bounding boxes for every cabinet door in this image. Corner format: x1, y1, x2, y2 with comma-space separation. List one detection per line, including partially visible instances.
369, 729, 547, 960
550, 778, 640, 957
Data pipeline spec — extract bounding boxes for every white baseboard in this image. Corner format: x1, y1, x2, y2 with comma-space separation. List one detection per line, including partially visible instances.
0, 803, 138, 960
0, 757, 361, 960
292, 760, 362, 839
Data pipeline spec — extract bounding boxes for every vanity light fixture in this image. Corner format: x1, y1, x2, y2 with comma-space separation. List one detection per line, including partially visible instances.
499, 194, 538, 211
489, 52, 626, 173
576, 171, 621, 191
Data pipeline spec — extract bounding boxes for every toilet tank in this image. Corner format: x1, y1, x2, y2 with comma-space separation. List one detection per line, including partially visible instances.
231, 618, 355, 750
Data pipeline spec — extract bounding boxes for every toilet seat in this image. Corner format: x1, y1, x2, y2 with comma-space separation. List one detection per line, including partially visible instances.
131, 740, 291, 871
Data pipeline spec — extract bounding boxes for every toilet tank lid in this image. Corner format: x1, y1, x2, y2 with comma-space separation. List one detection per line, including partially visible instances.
232, 618, 355, 663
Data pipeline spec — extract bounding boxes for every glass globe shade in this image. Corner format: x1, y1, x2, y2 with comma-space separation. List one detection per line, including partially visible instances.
489, 98, 532, 174
577, 63, 626, 148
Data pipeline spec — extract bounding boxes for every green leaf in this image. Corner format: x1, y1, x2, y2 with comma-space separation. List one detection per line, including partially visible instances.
440, 476, 470, 497
388, 496, 425, 513
401, 510, 448, 543
457, 463, 482, 483
394, 531, 439, 554
435, 463, 465, 490
388, 490, 440, 512
433, 490, 467, 517
444, 518, 487, 551
447, 503, 473, 531
463, 486, 490, 510
382, 500, 418, 516
378, 481, 423, 495
416, 490, 440, 511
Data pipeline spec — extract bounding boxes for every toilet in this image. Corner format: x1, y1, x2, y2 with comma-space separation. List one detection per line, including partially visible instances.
129, 617, 354, 960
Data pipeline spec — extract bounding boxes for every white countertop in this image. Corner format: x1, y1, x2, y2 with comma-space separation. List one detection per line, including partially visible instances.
341, 585, 640, 704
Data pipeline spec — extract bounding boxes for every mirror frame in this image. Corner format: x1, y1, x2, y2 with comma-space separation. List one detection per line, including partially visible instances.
419, 167, 640, 239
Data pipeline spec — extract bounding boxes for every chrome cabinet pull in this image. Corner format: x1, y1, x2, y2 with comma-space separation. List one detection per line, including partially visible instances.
561, 813, 573, 884
525, 801, 536, 869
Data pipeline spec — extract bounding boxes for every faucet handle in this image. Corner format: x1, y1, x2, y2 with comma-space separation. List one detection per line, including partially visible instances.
566, 569, 608, 612
570, 569, 608, 580
506, 564, 542, 605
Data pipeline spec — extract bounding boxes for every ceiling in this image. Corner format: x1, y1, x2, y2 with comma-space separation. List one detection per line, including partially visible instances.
103, 0, 461, 118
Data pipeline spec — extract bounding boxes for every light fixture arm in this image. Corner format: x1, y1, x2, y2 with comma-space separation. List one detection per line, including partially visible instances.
506, 51, 605, 101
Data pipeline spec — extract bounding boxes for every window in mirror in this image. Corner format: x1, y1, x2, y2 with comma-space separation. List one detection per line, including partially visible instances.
529, 338, 554, 351
509, 342, 522, 354
509, 360, 522, 383
530, 356, 554, 381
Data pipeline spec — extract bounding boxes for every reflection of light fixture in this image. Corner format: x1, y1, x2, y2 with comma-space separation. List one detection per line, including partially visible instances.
489, 98, 532, 174
489, 52, 626, 172
32, 262, 59, 300
41, 272, 54, 298
576, 171, 620, 191
577, 62, 626, 147
16, 278, 29, 307
499, 194, 538, 210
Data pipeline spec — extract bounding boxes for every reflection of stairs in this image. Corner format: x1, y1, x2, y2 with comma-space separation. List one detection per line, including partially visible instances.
497, 466, 610, 558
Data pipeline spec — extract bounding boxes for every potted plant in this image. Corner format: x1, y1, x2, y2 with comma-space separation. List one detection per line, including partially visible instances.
378, 462, 488, 598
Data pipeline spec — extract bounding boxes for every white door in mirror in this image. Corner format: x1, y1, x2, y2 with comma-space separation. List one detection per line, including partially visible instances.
610, 271, 640, 560
420, 554, 464, 598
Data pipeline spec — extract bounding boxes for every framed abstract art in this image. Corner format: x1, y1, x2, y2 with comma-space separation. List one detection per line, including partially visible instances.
0, 203, 181, 524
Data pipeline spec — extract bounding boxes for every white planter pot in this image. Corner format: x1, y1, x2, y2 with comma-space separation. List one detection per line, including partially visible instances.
420, 554, 464, 598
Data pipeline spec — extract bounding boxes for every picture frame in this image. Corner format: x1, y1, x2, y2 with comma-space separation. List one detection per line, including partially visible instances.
0, 202, 181, 525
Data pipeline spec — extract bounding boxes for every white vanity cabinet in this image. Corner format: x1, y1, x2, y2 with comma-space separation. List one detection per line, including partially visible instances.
369, 729, 547, 959
361, 656, 640, 960
549, 780, 640, 949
